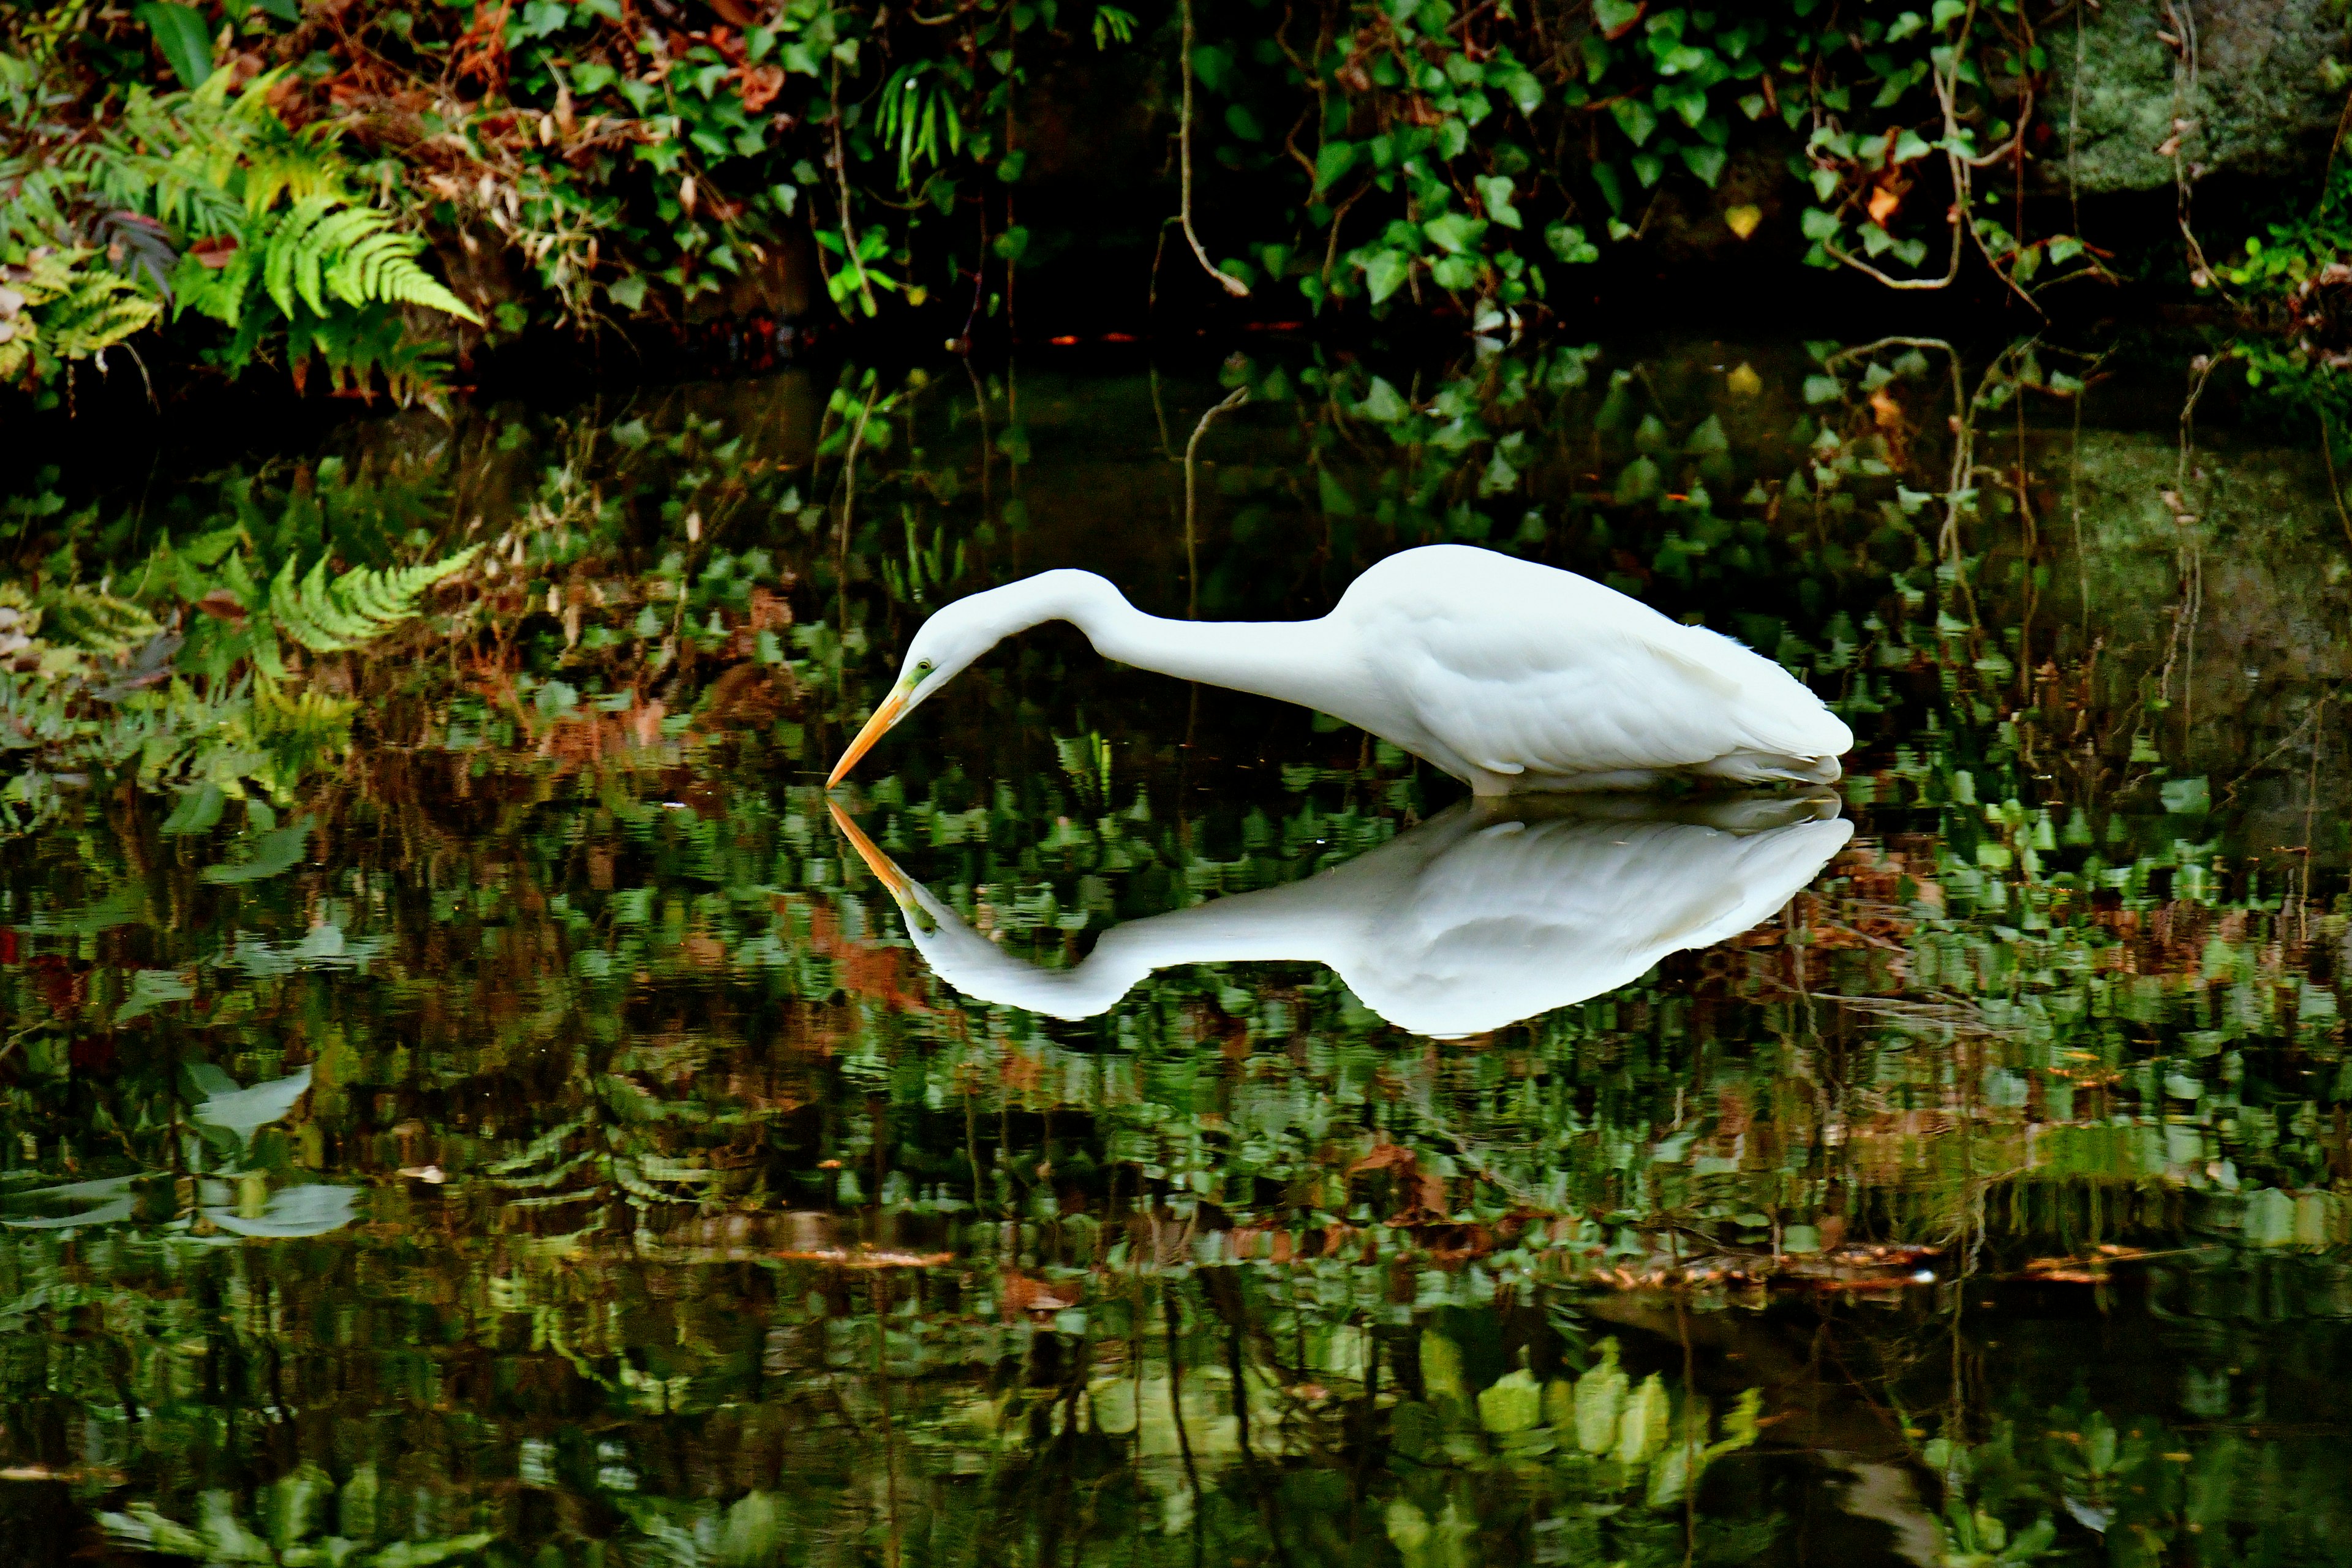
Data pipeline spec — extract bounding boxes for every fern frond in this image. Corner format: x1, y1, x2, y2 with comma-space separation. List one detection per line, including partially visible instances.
39, 587, 162, 659
326, 227, 481, 322
255, 198, 480, 326
261, 197, 337, 320
293, 208, 377, 316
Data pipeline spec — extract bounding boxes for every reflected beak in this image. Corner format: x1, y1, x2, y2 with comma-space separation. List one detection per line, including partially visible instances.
826, 686, 910, 787
826, 800, 913, 902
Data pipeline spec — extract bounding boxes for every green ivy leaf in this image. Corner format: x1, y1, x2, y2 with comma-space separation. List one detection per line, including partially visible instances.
1421, 213, 1486, 254
1799, 207, 1842, 241
1316, 467, 1358, 516
1360, 250, 1411, 304
1314, 140, 1359, 192
1489, 64, 1542, 115
1679, 144, 1727, 186
1592, 160, 1626, 214
1593, 0, 1642, 36
1473, 175, 1522, 229
1429, 254, 1479, 290
1544, 222, 1599, 263
1610, 97, 1659, 146
1190, 44, 1235, 93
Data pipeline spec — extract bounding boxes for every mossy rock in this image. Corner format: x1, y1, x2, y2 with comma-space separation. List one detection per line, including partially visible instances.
2048, 0, 2349, 194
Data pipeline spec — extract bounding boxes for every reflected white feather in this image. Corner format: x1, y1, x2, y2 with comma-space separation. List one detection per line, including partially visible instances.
866, 544, 1853, 794
854, 793, 1852, 1038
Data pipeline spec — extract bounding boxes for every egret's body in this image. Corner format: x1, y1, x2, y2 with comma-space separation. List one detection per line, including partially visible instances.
833, 794, 1850, 1038
828, 545, 1852, 792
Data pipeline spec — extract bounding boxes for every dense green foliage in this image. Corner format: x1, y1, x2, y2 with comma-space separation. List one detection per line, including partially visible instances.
1, 0, 2135, 405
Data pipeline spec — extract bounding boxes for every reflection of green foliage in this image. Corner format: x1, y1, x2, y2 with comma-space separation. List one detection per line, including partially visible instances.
2, 342, 2352, 1566
1387, 1330, 1764, 1568
104, 1466, 494, 1567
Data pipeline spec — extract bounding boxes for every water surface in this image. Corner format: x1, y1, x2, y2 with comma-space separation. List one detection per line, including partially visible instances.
4, 338, 2350, 1567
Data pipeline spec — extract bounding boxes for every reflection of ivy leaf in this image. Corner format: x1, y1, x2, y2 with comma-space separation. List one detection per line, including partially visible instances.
1357, 375, 1411, 423
1477, 1368, 1542, 1433
2159, 776, 2209, 816
160, 782, 226, 835
191, 1064, 312, 1145
200, 813, 315, 883
202, 1183, 360, 1238
2, 1175, 138, 1231
114, 968, 194, 1025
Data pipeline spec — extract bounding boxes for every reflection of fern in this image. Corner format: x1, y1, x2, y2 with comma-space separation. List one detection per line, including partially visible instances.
250, 680, 358, 778
254, 548, 481, 669
260, 198, 480, 324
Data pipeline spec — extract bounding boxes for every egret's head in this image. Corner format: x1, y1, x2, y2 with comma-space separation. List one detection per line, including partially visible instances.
824, 595, 1003, 787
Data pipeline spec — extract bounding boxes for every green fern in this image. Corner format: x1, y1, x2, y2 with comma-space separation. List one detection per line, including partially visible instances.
0, 248, 164, 380
262, 199, 480, 325
37, 586, 163, 660
257, 546, 481, 660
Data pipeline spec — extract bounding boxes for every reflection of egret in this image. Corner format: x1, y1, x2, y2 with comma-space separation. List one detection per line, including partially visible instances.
829, 794, 1850, 1038
828, 544, 1852, 793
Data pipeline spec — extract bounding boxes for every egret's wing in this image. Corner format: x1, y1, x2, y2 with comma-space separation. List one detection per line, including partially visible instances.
1341, 547, 1850, 777
1339, 809, 1852, 1036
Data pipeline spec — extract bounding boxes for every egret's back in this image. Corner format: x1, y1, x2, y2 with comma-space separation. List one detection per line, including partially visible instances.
1333, 546, 1852, 786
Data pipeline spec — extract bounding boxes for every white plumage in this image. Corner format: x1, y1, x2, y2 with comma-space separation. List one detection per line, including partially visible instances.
828, 544, 1852, 793
832, 794, 1851, 1038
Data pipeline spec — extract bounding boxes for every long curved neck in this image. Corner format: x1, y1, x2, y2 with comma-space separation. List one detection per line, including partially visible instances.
1004, 571, 1367, 715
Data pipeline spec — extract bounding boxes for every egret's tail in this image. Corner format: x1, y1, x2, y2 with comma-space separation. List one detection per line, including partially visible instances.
1693, 750, 1844, 786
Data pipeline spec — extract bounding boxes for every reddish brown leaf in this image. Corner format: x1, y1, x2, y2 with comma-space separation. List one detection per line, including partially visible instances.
737, 62, 784, 113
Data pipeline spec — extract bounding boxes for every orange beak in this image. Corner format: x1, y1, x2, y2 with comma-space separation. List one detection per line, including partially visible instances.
826, 799, 913, 900
826, 687, 910, 788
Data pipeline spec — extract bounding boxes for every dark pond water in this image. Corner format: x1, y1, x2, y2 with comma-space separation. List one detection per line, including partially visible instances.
4, 336, 2351, 1566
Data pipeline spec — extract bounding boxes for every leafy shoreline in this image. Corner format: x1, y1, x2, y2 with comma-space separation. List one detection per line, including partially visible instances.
12, 0, 2350, 415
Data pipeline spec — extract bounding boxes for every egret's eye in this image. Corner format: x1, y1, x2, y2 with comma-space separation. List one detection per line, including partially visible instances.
911, 659, 936, 681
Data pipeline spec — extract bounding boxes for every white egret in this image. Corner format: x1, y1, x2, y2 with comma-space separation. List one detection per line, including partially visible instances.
827, 544, 1852, 793
830, 793, 1850, 1038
